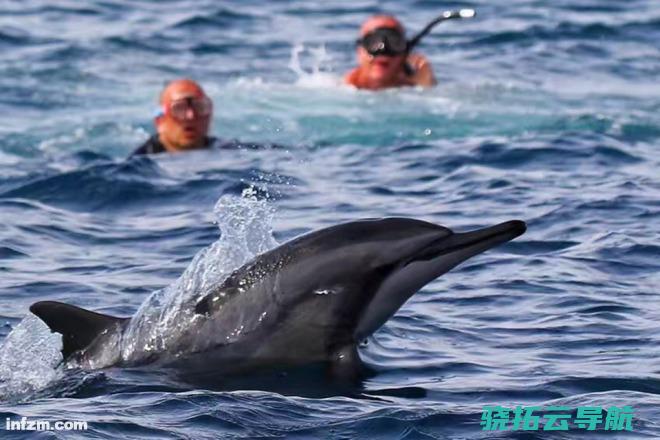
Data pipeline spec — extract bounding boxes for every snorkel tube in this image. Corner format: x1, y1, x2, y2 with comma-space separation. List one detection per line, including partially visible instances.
404, 9, 476, 75
407, 9, 476, 52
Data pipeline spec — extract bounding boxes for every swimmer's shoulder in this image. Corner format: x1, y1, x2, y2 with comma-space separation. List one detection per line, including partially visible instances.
129, 135, 165, 157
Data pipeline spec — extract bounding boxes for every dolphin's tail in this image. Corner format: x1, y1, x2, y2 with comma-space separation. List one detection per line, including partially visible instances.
30, 301, 129, 360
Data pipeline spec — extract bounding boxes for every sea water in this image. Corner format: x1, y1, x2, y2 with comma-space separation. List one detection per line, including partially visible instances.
1, 0, 659, 438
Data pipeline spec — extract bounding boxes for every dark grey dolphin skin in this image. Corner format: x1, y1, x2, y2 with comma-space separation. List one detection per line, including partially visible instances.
30, 217, 526, 378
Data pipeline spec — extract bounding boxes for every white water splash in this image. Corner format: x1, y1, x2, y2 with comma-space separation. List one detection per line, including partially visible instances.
0, 190, 279, 396
289, 43, 342, 88
0, 314, 63, 400
121, 189, 279, 362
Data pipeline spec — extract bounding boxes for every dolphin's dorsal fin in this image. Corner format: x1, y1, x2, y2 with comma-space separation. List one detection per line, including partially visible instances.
30, 301, 129, 360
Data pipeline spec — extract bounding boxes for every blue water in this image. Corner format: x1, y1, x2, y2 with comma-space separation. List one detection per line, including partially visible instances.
1, 0, 660, 438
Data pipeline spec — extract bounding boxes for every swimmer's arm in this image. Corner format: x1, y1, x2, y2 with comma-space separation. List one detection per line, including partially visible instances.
344, 68, 360, 86
407, 54, 437, 88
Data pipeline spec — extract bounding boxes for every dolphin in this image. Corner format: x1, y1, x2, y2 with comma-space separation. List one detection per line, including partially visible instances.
30, 217, 526, 379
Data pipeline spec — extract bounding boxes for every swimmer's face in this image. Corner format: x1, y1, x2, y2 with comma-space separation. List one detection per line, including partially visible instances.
156, 81, 212, 151
357, 17, 407, 83
357, 46, 407, 81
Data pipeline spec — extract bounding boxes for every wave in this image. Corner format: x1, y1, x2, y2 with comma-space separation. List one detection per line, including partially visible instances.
0, 152, 297, 211
473, 18, 660, 47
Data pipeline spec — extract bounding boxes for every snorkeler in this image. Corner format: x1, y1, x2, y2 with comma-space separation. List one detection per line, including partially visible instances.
131, 79, 283, 157
344, 15, 436, 90
345, 11, 476, 91
131, 79, 216, 156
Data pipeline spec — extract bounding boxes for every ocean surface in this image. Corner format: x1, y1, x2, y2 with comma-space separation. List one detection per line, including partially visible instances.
1, 0, 659, 438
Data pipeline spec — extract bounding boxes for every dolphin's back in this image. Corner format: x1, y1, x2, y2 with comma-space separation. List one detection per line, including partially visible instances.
186, 218, 456, 367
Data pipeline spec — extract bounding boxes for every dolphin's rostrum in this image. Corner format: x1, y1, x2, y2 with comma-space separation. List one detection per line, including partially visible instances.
30, 217, 526, 378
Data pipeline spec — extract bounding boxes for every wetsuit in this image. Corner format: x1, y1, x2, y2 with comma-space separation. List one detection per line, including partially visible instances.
129, 135, 217, 157
129, 135, 282, 158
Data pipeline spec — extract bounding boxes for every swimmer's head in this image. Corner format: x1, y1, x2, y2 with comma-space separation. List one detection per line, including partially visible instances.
155, 79, 213, 152
360, 15, 405, 39
355, 16, 408, 83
